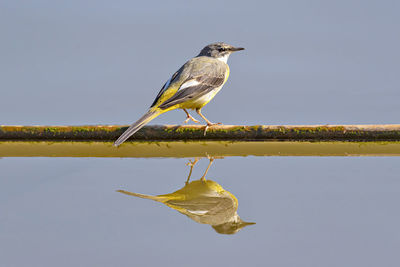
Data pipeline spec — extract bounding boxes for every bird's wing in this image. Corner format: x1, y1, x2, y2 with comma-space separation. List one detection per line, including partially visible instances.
150, 65, 184, 108
157, 57, 227, 110
165, 196, 232, 214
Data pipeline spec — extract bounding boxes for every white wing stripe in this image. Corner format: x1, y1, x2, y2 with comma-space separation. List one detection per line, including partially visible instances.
179, 79, 201, 91
187, 210, 208, 215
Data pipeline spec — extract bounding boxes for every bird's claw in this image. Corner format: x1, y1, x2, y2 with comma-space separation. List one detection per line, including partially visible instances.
203, 125, 209, 136
186, 158, 199, 167
205, 154, 224, 160
203, 122, 222, 136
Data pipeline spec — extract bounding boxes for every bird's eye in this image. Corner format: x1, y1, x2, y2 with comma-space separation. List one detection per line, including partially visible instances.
219, 47, 226, 52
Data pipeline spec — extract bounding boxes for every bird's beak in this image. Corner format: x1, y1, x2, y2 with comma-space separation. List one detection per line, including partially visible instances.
237, 218, 256, 228
230, 47, 245, 52
240, 221, 256, 227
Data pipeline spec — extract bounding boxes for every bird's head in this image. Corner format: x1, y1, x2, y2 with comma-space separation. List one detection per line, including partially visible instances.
197, 42, 244, 63
212, 214, 255, 235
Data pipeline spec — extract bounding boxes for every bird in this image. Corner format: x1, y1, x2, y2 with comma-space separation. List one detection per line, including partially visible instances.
117, 158, 255, 235
113, 42, 244, 146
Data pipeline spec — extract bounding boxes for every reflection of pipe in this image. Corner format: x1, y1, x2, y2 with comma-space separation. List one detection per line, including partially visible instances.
117, 158, 255, 235
3, 141, 400, 158
2, 124, 400, 141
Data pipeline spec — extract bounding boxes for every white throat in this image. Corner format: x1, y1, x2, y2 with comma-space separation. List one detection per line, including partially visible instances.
216, 54, 230, 63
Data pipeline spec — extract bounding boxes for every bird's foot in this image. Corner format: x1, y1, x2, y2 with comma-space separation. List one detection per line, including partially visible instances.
203, 122, 222, 136
184, 114, 200, 124
186, 158, 199, 167
205, 154, 224, 160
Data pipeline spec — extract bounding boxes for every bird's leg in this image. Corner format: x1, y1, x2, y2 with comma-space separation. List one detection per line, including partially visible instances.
196, 108, 222, 136
185, 158, 199, 185
196, 108, 220, 125
183, 109, 200, 124
200, 157, 214, 182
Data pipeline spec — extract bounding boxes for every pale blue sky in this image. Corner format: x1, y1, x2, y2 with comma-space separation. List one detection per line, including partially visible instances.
1, 0, 399, 125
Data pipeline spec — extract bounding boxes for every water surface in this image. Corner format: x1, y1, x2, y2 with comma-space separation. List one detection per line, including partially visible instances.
1, 155, 399, 267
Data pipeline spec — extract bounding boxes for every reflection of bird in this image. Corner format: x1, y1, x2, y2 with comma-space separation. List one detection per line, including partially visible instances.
117, 158, 255, 235
114, 42, 244, 146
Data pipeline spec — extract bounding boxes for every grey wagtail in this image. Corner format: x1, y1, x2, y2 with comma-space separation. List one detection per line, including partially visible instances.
114, 42, 244, 146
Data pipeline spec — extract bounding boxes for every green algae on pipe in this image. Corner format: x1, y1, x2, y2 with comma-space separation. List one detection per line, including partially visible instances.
1, 141, 400, 158
1, 124, 400, 142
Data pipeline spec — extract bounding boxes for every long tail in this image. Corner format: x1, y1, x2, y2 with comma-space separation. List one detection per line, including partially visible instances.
116, 190, 167, 202
114, 110, 160, 147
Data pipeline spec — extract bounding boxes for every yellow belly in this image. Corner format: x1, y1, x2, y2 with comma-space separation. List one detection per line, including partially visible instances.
177, 86, 222, 109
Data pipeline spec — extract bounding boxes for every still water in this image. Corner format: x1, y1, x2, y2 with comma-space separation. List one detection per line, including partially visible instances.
1, 146, 399, 267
